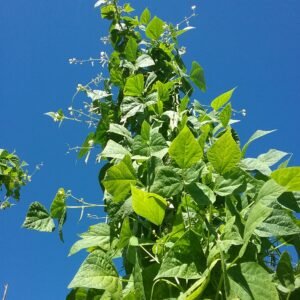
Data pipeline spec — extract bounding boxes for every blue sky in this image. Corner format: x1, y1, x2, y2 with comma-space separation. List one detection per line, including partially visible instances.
1, 0, 300, 299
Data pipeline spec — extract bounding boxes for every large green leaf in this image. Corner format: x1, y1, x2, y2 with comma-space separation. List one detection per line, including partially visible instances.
213, 173, 245, 196
66, 288, 104, 300
211, 88, 235, 111
228, 262, 279, 300
256, 206, 300, 237
186, 182, 215, 205
169, 126, 203, 169
124, 74, 144, 97
150, 166, 183, 198
190, 61, 206, 92
256, 179, 286, 206
132, 132, 168, 159
156, 230, 206, 280
271, 167, 300, 191
68, 250, 121, 299
145, 16, 164, 40
69, 223, 111, 256
22, 202, 55, 232
131, 186, 167, 226
100, 140, 130, 160
102, 155, 136, 202
207, 130, 241, 174
135, 54, 155, 69
219, 103, 232, 127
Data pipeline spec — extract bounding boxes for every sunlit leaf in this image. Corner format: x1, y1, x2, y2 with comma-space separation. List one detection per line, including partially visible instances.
190, 61, 206, 92
131, 186, 167, 226
145, 16, 165, 40
271, 167, 300, 191
211, 88, 235, 111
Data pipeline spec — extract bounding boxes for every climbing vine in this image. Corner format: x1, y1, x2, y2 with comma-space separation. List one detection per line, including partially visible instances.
23, 1, 300, 299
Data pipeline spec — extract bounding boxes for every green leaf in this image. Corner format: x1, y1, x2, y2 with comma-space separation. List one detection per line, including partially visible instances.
228, 262, 279, 300
69, 223, 111, 256
257, 149, 289, 167
102, 155, 136, 202
271, 167, 300, 191
124, 74, 144, 97
276, 251, 295, 291
101, 4, 115, 20
207, 130, 241, 174
240, 158, 272, 176
145, 16, 165, 40
107, 123, 133, 142
22, 202, 55, 232
214, 174, 244, 196
169, 126, 203, 169
211, 88, 235, 111
132, 132, 168, 159
66, 288, 104, 300
156, 230, 206, 280
133, 250, 146, 300
100, 140, 130, 160
50, 188, 66, 219
186, 182, 215, 205
140, 8, 151, 25
190, 61, 206, 92
123, 3, 134, 13
150, 166, 183, 198
120, 96, 144, 122
117, 217, 132, 249
131, 186, 167, 226
68, 250, 121, 299
78, 132, 95, 160
135, 54, 155, 69
256, 179, 286, 206
124, 37, 138, 62
256, 206, 300, 237
239, 203, 272, 257
219, 103, 232, 127
242, 129, 276, 156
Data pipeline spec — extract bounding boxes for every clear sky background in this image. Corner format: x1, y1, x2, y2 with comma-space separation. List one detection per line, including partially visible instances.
1, 0, 300, 299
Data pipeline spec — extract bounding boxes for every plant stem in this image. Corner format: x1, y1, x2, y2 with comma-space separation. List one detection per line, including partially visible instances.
2, 284, 8, 300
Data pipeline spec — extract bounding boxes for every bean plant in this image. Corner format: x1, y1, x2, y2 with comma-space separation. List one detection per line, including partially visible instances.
23, 0, 300, 299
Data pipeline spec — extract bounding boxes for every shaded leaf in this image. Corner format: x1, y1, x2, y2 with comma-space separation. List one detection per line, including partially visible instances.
276, 251, 295, 291
135, 54, 155, 69
124, 37, 138, 62
22, 202, 55, 232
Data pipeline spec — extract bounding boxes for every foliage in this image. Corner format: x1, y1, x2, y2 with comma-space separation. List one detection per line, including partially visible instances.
0, 149, 29, 210
24, 0, 300, 299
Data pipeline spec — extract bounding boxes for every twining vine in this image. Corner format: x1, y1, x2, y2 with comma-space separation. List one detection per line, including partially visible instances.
23, 1, 300, 299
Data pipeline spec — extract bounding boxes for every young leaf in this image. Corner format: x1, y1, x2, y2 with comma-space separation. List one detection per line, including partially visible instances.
124, 74, 144, 97
271, 167, 300, 191
219, 103, 232, 127
211, 88, 235, 111
169, 126, 203, 169
22, 202, 55, 232
207, 130, 241, 174
242, 129, 276, 156
131, 186, 167, 226
140, 7, 151, 25
124, 37, 138, 62
145, 16, 165, 40
69, 223, 111, 256
68, 250, 121, 298
190, 61, 206, 92
102, 155, 136, 202
228, 262, 279, 300
50, 188, 66, 219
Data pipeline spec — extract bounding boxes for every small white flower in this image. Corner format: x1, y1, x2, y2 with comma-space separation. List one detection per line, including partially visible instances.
191, 5, 197, 11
